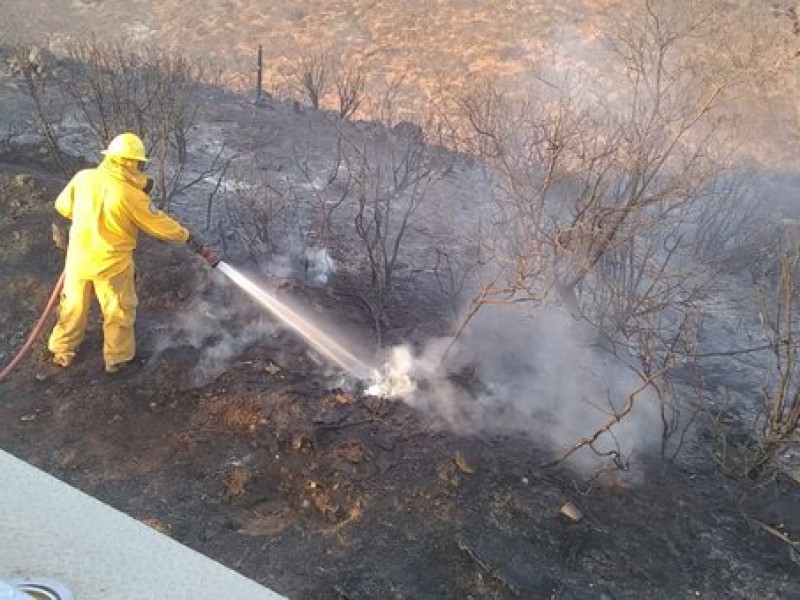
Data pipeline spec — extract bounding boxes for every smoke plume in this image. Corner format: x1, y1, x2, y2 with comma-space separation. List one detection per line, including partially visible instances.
369, 305, 662, 474
151, 288, 280, 386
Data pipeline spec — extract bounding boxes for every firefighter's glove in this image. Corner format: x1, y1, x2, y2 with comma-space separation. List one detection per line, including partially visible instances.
186, 233, 220, 268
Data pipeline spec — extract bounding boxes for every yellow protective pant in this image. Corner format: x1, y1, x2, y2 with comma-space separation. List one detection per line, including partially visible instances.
48, 263, 138, 370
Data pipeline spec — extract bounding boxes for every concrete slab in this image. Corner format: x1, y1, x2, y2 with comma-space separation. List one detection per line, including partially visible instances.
0, 450, 284, 599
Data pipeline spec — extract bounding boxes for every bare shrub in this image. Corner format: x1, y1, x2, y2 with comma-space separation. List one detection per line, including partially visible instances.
292, 133, 351, 249
225, 164, 299, 263
362, 71, 408, 128
57, 37, 221, 209
9, 37, 226, 209
686, 178, 758, 270
433, 242, 481, 318
437, 0, 779, 468
7, 43, 69, 175
332, 58, 366, 120
342, 127, 449, 342
292, 51, 330, 110
753, 228, 800, 472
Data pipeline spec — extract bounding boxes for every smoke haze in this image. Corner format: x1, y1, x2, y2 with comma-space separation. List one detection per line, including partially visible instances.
376, 306, 663, 474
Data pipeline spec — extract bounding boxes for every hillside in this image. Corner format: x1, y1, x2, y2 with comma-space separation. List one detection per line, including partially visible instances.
1, 1, 800, 598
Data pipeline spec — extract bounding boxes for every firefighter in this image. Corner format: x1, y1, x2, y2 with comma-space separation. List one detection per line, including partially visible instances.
48, 132, 209, 374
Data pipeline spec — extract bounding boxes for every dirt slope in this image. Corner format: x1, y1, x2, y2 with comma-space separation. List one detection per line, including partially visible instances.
0, 144, 798, 599
2, 2, 800, 596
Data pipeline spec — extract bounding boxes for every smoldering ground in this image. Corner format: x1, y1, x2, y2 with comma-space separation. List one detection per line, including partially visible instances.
373, 305, 664, 476
148, 295, 280, 386
149, 251, 664, 476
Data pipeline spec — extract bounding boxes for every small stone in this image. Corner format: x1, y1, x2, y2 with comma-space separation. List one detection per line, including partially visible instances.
141, 516, 172, 537
291, 431, 314, 453
452, 452, 475, 474
58, 448, 79, 470
51, 223, 68, 250
559, 502, 583, 523
265, 362, 281, 375
14, 173, 32, 186
331, 390, 353, 405
438, 463, 460, 488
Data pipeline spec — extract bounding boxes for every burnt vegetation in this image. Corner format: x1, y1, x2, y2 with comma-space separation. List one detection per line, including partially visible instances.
2, 0, 800, 596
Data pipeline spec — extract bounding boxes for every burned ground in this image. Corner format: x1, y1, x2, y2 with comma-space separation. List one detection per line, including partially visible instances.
0, 146, 798, 598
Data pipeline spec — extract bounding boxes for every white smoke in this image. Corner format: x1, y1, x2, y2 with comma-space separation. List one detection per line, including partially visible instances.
263, 254, 295, 279
152, 295, 279, 385
259, 247, 336, 285
304, 247, 336, 284
364, 345, 417, 398
369, 306, 662, 474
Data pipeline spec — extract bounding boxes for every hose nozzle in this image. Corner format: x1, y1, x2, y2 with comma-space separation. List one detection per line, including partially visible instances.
198, 246, 220, 268
187, 234, 220, 268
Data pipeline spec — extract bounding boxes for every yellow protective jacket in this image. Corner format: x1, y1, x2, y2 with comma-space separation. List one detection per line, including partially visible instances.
56, 157, 190, 279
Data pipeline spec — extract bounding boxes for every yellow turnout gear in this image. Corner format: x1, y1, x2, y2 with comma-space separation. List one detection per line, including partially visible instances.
48, 153, 189, 371
49, 263, 137, 370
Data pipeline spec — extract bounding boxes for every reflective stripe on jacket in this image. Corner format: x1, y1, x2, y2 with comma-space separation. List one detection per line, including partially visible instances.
56, 157, 189, 279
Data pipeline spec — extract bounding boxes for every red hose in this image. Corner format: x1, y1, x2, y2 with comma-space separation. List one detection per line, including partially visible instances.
0, 270, 65, 383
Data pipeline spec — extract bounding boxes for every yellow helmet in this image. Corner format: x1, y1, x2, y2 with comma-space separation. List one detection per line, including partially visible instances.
102, 132, 149, 162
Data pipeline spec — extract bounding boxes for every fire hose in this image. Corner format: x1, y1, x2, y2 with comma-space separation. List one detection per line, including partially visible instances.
0, 270, 65, 384
0, 239, 218, 384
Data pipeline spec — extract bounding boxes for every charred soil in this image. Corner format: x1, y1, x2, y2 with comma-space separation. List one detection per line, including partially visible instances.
1, 147, 799, 599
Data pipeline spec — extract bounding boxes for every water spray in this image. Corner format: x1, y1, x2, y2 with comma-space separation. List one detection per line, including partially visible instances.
215, 261, 380, 382
189, 240, 409, 394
